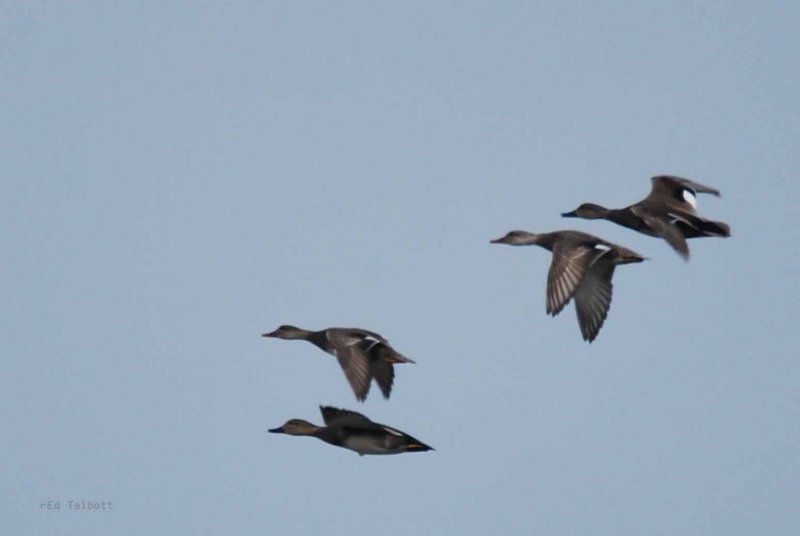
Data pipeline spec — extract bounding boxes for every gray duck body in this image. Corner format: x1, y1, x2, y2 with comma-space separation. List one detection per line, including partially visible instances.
491, 230, 645, 342
561, 175, 730, 260
261, 325, 414, 401
269, 406, 434, 456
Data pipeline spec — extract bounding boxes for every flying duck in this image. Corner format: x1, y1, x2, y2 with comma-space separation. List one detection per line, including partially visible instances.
269, 406, 434, 456
491, 230, 645, 342
561, 175, 730, 260
261, 326, 415, 401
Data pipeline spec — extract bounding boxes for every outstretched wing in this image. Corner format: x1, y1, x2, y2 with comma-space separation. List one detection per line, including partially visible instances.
631, 206, 690, 259
647, 176, 721, 212
319, 406, 374, 427
370, 358, 395, 399
574, 260, 615, 342
331, 344, 372, 401
326, 329, 393, 401
651, 175, 721, 196
546, 241, 608, 316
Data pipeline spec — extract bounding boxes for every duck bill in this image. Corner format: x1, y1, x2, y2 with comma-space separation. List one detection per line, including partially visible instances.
261, 330, 278, 338
490, 236, 509, 244
561, 210, 578, 217
268, 426, 286, 434
406, 442, 434, 452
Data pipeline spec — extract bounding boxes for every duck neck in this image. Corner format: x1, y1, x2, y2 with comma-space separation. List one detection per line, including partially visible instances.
586, 205, 613, 219
305, 330, 331, 353
605, 208, 631, 226
314, 426, 342, 447
533, 232, 561, 251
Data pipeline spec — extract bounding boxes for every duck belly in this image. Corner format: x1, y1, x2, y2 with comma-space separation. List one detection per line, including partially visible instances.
343, 435, 402, 455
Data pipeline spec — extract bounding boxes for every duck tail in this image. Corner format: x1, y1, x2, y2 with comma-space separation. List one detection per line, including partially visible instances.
699, 219, 731, 237
376, 345, 415, 364
387, 350, 416, 364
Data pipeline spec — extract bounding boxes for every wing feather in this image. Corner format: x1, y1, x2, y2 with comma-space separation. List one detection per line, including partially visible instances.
574, 260, 615, 342
333, 345, 372, 402
631, 206, 690, 259
546, 242, 607, 316
319, 406, 373, 427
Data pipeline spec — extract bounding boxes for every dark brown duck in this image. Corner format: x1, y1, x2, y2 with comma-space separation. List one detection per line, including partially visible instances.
269, 406, 434, 456
561, 175, 730, 260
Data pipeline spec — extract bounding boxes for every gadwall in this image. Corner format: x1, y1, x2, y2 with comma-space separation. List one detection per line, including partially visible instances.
261, 326, 415, 401
269, 406, 434, 456
561, 175, 730, 260
491, 230, 645, 342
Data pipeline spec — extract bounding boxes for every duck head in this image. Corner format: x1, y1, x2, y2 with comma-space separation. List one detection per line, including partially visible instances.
490, 230, 540, 246
561, 203, 611, 219
268, 419, 318, 436
261, 325, 310, 339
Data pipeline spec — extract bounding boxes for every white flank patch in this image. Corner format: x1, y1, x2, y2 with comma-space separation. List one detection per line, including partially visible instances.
682, 188, 697, 207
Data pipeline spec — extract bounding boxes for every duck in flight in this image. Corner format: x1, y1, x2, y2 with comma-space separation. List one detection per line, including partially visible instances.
491, 230, 645, 342
269, 406, 434, 456
261, 325, 415, 401
561, 175, 730, 260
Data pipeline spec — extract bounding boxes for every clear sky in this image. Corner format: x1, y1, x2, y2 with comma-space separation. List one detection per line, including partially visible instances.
2, 2, 799, 534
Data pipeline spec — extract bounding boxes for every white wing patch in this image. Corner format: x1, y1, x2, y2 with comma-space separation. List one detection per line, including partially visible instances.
593, 244, 611, 251
681, 188, 697, 207
361, 335, 382, 351
337, 332, 364, 347
383, 426, 404, 437
668, 212, 692, 225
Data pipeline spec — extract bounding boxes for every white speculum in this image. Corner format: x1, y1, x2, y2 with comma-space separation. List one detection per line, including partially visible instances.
682, 189, 697, 207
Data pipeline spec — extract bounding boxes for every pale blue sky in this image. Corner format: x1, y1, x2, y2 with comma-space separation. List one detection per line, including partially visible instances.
2, 2, 799, 534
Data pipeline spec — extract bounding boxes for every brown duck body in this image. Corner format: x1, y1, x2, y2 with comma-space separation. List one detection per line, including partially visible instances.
491, 230, 645, 342
562, 175, 730, 260
261, 325, 415, 401
269, 406, 434, 456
